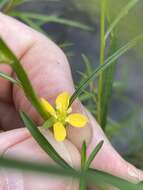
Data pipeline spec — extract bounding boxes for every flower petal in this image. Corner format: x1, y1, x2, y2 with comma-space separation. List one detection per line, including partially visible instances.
66, 114, 88, 127
53, 122, 66, 141
56, 92, 70, 113
40, 98, 56, 117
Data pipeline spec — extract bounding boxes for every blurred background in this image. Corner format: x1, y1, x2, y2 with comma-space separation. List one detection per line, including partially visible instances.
1, 0, 143, 168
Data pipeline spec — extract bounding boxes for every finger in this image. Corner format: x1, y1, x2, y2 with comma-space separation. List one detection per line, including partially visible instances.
0, 64, 12, 103
0, 13, 142, 189
0, 12, 39, 129
1, 13, 142, 187
0, 12, 37, 103
0, 12, 74, 105
0, 101, 24, 130
0, 12, 90, 145
85, 111, 143, 189
0, 128, 80, 190
0, 13, 73, 123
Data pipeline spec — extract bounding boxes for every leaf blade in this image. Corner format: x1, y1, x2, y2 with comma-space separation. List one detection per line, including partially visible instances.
10, 11, 93, 31
81, 141, 87, 170
20, 111, 71, 169
85, 141, 104, 170
98, 35, 118, 129
105, 0, 139, 39
69, 32, 143, 107
0, 71, 21, 86
0, 156, 143, 190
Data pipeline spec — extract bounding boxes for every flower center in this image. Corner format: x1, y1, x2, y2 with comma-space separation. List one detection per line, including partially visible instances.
56, 111, 67, 124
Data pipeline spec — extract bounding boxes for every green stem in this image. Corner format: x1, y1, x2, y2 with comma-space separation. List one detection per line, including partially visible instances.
97, 0, 106, 126
79, 178, 87, 190
3, 0, 15, 13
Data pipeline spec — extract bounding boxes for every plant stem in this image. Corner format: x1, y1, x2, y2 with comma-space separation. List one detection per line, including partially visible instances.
97, 0, 106, 126
3, 0, 15, 13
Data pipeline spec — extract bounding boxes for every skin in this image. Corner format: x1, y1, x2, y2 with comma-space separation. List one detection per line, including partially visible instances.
0, 12, 143, 190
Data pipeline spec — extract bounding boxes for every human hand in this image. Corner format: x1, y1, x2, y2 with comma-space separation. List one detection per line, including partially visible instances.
0, 13, 142, 190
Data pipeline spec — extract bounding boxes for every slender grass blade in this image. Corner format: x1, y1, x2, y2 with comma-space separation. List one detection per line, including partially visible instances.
20, 112, 72, 169
105, 0, 139, 39
85, 141, 104, 170
69, 32, 143, 107
0, 71, 21, 86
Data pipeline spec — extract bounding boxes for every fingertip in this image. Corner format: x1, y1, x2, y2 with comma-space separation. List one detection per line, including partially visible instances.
86, 111, 143, 184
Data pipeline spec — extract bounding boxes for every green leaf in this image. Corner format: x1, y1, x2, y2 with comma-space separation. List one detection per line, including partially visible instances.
85, 141, 104, 170
0, 38, 49, 120
0, 0, 8, 9
10, 11, 93, 31
0, 71, 21, 86
81, 141, 87, 170
106, 32, 143, 64
97, 0, 140, 129
0, 156, 78, 178
0, 156, 143, 190
59, 42, 73, 49
97, 0, 106, 127
69, 32, 143, 107
42, 117, 55, 129
82, 54, 93, 76
98, 35, 118, 129
105, 0, 139, 39
20, 111, 72, 169
88, 169, 143, 190
81, 54, 96, 92
20, 15, 47, 34
0, 39, 16, 63
79, 91, 95, 102
80, 142, 87, 190
13, 0, 32, 5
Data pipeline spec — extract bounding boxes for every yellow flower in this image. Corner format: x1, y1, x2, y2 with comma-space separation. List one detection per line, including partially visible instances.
40, 92, 88, 142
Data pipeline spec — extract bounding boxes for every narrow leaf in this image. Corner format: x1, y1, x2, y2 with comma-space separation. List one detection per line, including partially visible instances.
105, 0, 139, 39
69, 32, 143, 106
82, 54, 93, 76
98, 36, 118, 129
81, 141, 87, 170
13, 0, 32, 6
85, 141, 104, 170
43, 117, 55, 129
0, 0, 8, 9
20, 111, 71, 169
89, 169, 143, 190
97, 0, 106, 126
0, 156, 78, 178
10, 11, 93, 31
0, 71, 21, 86
0, 156, 143, 190
0, 38, 49, 120
20, 15, 47, 34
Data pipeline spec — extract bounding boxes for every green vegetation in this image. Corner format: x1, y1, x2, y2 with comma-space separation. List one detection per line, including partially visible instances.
0, 0, 143, 189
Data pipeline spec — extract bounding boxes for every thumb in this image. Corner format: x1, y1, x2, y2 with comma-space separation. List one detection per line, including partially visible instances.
0, 13, 91, 145
67, 104, 143, 185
